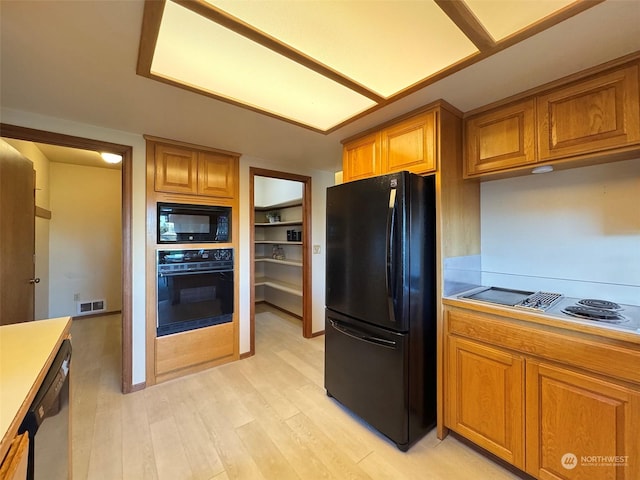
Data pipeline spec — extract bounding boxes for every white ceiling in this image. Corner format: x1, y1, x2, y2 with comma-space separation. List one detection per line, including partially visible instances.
2, 138, 122, 170
1, 0, 639, 172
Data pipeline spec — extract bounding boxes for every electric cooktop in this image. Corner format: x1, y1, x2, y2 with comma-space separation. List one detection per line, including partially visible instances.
459, 287, 640, 334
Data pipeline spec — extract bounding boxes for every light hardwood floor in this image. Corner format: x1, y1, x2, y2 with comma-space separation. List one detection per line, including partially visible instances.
70, 309, 525, 480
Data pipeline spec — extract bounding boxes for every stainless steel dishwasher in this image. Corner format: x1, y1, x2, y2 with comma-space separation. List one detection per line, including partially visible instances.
19, 338, 71, 480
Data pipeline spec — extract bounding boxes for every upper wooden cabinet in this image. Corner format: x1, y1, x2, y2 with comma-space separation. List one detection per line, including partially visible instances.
381, 110, 437, 175
465, 99, 536, 175
537, 64, 640, 160
154, 142, 237, 198
197, 151, 237, 198
342, 104, 452, 182
342, 132, 381, 182
154, 144, 199, 195
464, 56, 640, 178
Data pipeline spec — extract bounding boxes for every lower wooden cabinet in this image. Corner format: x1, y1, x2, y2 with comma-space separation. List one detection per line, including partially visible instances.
446, 336, 525, 469
525, 361, 640, 480
444, 305, 640, 480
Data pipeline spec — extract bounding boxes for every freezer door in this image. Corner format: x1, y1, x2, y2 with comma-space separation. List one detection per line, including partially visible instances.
326, 173, 412, 331
324, 310, 409, 448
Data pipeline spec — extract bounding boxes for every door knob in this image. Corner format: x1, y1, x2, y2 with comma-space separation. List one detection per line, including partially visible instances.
29, 277, 40, 284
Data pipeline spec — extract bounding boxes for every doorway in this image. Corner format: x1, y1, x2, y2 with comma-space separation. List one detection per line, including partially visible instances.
249, 168, 311, 356
0, 123, 134, 393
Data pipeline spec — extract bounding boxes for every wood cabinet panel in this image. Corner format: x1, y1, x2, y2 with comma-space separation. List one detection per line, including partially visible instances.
381, 110, 437, 175
154, 144, 199, 195
0, 433, 28, 480
537, 64, 640, 160
342, 132, 380, 182
444, 304, 640, 479
447, 336, 525, 469
526, 361, 640, 480
155, 322, 234, 376
446, 307, 640, 385
198, 152, 236, 198
465, 99, 536, 176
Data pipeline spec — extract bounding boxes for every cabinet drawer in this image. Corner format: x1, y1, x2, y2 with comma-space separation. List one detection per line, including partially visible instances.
446, 308, 640, 385
155, 322, 234, 376
537, 64, 640, 160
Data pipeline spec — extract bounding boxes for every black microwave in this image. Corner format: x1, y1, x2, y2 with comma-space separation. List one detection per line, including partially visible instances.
157, 202, 230, 243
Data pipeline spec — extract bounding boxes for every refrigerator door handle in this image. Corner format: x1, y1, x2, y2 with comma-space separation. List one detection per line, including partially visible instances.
329, 319, 398, 349
385, 188, 397, 323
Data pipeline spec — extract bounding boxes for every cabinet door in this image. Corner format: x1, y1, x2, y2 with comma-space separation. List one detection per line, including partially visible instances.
342, 132, 380, 182
525, 361, 640, 480
198, 152, 236, 198
0, 432, 29, 480
465, 99, 536, 176
446, 336, 525, 469
154, 144, 198, 194
381, 110, 437, 175
537, 64, 640, 160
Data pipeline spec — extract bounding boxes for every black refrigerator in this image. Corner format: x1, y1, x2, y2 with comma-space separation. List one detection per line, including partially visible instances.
324, 171, 436, 451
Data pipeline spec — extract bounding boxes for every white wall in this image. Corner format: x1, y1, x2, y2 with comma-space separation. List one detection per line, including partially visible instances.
254, 176, 303, 207
49, 162, 121, 316
481, 158, 640, 304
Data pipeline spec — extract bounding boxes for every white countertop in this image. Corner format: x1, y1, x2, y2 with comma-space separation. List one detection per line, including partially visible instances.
0, 317, 71, 461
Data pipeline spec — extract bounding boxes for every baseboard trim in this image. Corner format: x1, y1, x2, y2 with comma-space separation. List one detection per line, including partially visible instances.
258, 301, 302, 320
240, 351, 254, 360
127, 381, 146, 393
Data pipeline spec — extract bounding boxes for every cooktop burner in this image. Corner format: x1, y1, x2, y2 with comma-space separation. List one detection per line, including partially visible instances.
577, 299, 621, 310
562, 305, 628, 324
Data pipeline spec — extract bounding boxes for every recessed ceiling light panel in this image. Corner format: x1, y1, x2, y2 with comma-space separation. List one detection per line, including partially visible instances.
208, 0, 479, 98
152, 1, 376, 131
465, 0, 575, 41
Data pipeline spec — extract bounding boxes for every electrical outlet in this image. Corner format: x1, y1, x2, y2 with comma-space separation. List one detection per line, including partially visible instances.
313, 245, 320, 254
73, 293, 80, 301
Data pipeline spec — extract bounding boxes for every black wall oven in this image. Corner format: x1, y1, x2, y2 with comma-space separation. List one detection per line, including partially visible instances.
157, 248, 234, 336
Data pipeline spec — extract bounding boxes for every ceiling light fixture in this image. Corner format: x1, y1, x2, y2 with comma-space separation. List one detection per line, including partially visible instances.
101, 152, 123, 164
531, 165, 554, 174
136, 0, 604, 133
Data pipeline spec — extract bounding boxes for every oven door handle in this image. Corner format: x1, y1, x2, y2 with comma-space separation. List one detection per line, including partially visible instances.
158, 269, 234, 277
